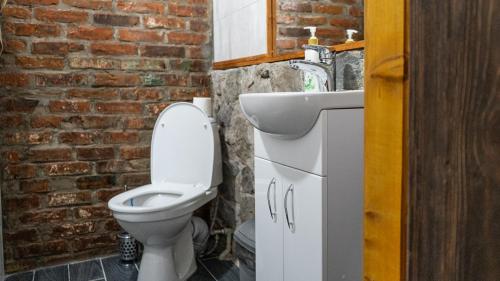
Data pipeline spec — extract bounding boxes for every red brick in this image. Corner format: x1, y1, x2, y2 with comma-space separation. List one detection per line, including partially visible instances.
119, 29, 164, 42
117, 1, 164, 14
10, 0, 58, 5
67, 89, 119, 100
96, 188, 123, 202
94, 73, 142, 87
31, 116, 63, 128
104, 219, 121, 231
3, 6, 31, 19
4, 39, 27, 53
103, 132, 139, 144
144, 16, 185, 29
189, 20, 209, 32
77, 147, 115, 160
4, 164, 37, 179
59, 132, 98, 145
146, 102, 171, 115
3, 22, 61, 37
20, 179, 50, 193
2, 150, 22, 163
52, 222, 96, 237
120, 146, 149, 160
35, 73, 88, 87
298, 16, 328, 26
121, 88, 162, 100
140, 45, 185, 57
124, 117, 155, 129
16, 56, 64, 69
0, 73, 30, 87
170, 88, 203, 101
280, 3, 312, 12
62, 0, 112, 10
76, 175, 115, 190
168, 3, 207, 17
20, 209, 68, 224
75, 205, 111, 219
73, 234, 115, 251
4, 195, 40, 211
48, 191, 91, 207
28, 147, 72, 162
330, 17, 360, 28
313, 4, 345, 15
69, 57, 119, 70
67, 26, 114, 40
187, 0, 208, 4
276, 39, 296, 50
67, 116, 119, 129
0, 115, 24, 128
4, 229, 39, 242
279, 27, 309, 37
190, 74, 210, 87
91, 43, 138, 56
34, 8, 88, 23
316, 27, 344, 38
43, 162, 91, 176
277, 14, 295, 25
32, 41, 84, 55
93, 14, 139, 26
95, 102, 142, 114
0, 98, 39, 113
187, 46, 209, 59
170, 59, 209, 72
118, 173, 150, 187
168, 32, 206, 45
163, 74, 188, 86
15, 240, 68, 258
96, 160, 133, 173
349, 6, 363, 17
120, 59, 165, 71
48, 100, 90, 113
3, 132, 53, 145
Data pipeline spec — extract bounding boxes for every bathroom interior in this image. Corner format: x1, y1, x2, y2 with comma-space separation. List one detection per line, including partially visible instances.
0, 0, 498, 281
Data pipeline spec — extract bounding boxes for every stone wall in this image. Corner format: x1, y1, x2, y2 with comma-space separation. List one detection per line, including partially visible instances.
211, 50, 364, 228
0, 0, 212, 272
277, 0, 364, 54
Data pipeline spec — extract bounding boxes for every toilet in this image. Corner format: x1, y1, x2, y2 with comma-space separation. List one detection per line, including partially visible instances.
108, 102, 222, 281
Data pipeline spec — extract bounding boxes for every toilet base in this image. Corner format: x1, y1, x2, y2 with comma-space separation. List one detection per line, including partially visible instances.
137, 224, 197, 281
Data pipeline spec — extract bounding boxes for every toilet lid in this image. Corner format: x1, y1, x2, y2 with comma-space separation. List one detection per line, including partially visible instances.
151, 103, 214, 187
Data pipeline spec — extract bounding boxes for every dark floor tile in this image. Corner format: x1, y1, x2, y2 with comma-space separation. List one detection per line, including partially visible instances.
188, 262, 216, 281
101, 256, 138, 281
5, 271, 33, 281
69, 259, 103, 281
34, 265, 69, 281
201, 258, 239, 281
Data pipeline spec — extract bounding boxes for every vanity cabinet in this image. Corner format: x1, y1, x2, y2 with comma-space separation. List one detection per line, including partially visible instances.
254, 106, 364, 281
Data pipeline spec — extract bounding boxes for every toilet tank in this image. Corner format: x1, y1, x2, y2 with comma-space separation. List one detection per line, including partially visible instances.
151, 103, 222, 188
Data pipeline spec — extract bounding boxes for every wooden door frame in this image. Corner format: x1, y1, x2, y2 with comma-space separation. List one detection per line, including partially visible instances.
363, 0, 409, 280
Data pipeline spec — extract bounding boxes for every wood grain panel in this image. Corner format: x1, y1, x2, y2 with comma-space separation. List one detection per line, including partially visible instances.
363, 0, 408, 280
409, 0, 500, 280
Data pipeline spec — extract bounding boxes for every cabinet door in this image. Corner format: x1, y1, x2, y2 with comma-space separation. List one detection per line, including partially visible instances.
280, 165, 326, 281
255, 157, 283, 281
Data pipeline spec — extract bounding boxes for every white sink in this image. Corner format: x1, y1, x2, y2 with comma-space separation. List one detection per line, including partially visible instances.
239, 90, 364, 138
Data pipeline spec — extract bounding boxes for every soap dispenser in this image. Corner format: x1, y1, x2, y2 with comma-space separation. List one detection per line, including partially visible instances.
303, 26, 321, 92
345, 29, 358, 43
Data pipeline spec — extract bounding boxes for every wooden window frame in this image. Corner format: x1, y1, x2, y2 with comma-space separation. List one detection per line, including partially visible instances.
212, 0, 365, 70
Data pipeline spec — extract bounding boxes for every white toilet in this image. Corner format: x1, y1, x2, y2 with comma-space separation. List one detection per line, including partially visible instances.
108, 102, 222, 281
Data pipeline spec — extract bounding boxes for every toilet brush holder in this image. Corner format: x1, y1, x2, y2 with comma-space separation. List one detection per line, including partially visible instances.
118, 232, 137, 263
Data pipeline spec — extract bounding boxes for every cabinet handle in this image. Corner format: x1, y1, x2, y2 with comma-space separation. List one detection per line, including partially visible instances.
284, 184, 295, 232
267, 178, 277, 221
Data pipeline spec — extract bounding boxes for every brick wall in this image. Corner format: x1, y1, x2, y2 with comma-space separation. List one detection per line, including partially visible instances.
276, 0, 364, 54
0, 0, 211, 272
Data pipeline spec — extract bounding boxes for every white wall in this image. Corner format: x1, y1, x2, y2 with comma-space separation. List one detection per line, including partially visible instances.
213, 0, 268, 62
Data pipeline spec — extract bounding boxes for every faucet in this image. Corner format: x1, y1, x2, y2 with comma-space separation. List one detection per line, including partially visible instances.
289, 45, 336, 91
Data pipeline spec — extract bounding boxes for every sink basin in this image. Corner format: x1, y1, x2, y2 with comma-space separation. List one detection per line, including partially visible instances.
239, 90, 364, 138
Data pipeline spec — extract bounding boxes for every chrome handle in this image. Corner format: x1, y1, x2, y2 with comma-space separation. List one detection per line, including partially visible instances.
284, 184, 295, 232
267, 178, 277, 221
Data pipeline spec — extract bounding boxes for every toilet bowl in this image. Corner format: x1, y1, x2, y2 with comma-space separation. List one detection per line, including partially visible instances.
108, 103, 222, 281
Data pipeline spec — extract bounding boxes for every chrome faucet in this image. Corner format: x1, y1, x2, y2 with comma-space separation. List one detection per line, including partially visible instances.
289, 45, 336, 91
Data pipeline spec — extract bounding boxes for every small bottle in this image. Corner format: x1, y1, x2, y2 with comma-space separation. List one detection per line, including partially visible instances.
345, 29, 359, 43
303, 26, 321, 92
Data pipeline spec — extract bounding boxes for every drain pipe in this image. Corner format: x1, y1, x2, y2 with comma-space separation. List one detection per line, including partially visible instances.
191, 216, 210, 256
211, 228, 233, 260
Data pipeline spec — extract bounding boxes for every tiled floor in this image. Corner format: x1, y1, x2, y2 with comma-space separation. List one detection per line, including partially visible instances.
4, 255, 239, 281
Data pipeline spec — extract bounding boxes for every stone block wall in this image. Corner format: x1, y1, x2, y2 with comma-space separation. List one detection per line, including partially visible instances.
0, 0, 211, 272
277, 0, 364, 54
211, 50, 364, 228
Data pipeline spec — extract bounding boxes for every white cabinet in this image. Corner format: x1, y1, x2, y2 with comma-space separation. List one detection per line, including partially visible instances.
255, 107, 364, 281
256, 158, 326, 281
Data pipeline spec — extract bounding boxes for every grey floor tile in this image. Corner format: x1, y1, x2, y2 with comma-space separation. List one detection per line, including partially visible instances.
201, 258, 239, 281
34, 265, 69, 281
188, 262, 216, 281
4, 271, 33, 281
69, 259, 104, 281
101, 256, 138, 281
